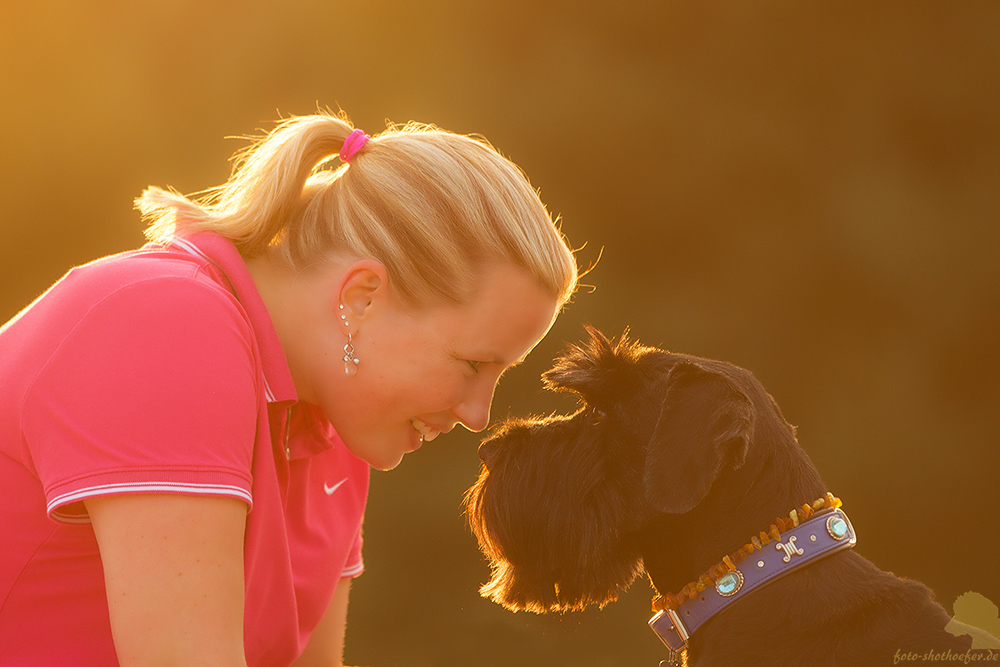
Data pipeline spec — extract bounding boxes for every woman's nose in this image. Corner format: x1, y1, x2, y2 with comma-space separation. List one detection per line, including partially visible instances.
453, 399, 491, 433
453, 380, 496, 432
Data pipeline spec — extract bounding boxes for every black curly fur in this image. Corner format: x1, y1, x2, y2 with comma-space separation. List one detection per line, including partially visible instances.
465, 328, 981, 665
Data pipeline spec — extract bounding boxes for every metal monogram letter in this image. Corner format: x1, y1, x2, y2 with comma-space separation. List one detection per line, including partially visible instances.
776, 535, 804, 563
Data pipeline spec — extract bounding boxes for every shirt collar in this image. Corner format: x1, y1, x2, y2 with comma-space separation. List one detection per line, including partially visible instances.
165, 232, 298, 405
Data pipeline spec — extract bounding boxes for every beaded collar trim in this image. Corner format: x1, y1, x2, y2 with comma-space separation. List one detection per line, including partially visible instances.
648, 493, 856, 659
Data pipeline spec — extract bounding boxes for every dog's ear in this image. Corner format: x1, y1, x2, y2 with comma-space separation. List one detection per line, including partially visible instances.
644, 361, 754, 514
543, 327, 650, 405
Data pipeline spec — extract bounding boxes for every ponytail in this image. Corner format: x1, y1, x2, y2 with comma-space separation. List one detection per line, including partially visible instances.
139, 114, 354, 257
138, 110, 578, 308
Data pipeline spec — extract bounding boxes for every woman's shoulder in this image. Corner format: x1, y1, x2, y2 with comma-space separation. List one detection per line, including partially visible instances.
23, 245, 245, 336
1, 246, 254, 387
62, 244, 237, 306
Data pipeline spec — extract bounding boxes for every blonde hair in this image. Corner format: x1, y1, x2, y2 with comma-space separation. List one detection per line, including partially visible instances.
138, 111, 578, 307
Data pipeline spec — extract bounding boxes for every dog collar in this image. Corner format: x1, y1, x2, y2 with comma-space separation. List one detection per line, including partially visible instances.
649, 500, 857, 656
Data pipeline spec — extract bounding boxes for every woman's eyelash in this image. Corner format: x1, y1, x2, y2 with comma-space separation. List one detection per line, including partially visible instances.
467, 360, 482, 373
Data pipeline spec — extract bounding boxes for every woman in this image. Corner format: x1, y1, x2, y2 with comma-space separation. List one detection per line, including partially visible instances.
0, 112, 578, 666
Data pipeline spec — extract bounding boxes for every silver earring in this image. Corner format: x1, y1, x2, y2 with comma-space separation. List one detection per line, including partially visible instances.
343, 332, 360, 376
339, 304, 350, 327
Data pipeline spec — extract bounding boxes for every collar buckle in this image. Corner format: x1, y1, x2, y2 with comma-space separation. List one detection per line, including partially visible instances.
665, 608, 689, 644
662, 609, 689, 665
649, 606, 690, 655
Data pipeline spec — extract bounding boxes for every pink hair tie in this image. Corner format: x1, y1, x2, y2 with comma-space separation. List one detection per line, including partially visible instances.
339, 128, 370, 163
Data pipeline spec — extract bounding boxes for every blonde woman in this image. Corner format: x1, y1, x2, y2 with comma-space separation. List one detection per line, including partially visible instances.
0, 112, 578, 666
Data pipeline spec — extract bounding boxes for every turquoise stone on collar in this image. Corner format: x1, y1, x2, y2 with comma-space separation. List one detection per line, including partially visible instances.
827, 514, 848, 539
715, 570, 744, 597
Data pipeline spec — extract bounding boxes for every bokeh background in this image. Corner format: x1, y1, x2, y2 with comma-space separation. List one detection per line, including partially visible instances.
3, 1, 998, 665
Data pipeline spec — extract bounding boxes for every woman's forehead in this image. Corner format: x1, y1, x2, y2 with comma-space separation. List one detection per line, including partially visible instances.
434, 264, 558, 359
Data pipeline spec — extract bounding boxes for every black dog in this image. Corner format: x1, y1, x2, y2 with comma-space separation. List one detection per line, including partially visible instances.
466, 329, 991, 666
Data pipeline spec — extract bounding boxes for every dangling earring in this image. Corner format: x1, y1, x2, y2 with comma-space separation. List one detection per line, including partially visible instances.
340, 305, 359, 376
343, 332, 360, 376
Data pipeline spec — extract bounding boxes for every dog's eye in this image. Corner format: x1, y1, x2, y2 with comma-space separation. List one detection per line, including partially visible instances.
590, 408, 606, 424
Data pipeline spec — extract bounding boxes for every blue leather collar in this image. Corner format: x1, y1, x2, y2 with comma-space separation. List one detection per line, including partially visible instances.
649, 508, 857, 652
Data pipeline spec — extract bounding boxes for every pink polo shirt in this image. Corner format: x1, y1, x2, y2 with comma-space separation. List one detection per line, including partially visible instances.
0, 232, 370, 666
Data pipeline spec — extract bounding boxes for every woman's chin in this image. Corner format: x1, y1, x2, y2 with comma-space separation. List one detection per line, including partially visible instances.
370, 457, 403, 472
369, 440, 416, 471
341, 425, 424, 471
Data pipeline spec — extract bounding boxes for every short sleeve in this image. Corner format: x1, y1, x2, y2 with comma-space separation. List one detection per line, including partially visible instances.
341, 523, 364, 578
21, 276, 260, 522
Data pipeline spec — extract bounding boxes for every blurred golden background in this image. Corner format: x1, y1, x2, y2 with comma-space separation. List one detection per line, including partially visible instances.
2, 2, 998, 665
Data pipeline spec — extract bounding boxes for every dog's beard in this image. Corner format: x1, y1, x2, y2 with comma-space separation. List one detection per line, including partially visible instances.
465, 419, 648, 613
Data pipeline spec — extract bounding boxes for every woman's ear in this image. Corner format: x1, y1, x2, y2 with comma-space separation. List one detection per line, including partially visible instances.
337, 260, 388, 324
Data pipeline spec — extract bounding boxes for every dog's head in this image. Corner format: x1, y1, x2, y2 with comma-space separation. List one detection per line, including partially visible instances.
465, 327, 773, 613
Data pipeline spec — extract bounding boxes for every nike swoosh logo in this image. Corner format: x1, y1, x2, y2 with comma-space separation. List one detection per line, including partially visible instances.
324, 478, 348, 496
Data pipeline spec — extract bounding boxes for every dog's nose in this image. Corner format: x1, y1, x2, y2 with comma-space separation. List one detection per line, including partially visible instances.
478, 438, 499, 464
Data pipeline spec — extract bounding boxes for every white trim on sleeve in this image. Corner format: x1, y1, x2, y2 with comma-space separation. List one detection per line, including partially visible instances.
341, 561, 364, 578
47, 481, 253, 515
